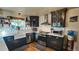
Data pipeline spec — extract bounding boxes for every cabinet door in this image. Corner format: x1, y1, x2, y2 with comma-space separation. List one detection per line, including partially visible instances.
37, 36, 46, 46
31, 33, 39, 41
3, 36, 14, 50
51, 8, 67, 27
47, 36, 64, 51
30, 16, 39, 27
47, 36, 57, 49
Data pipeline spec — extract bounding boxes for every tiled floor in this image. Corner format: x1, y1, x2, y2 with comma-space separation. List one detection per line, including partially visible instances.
24, 42, 54, 51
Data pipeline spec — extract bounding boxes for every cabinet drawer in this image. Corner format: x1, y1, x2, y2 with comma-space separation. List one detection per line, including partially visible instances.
38, 36, 46, 42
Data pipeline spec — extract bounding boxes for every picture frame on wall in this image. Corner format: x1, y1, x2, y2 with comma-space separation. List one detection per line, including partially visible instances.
70, 16, 78, 22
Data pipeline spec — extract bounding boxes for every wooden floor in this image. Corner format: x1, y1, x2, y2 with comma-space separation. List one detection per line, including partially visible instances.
24, 42, 54, 51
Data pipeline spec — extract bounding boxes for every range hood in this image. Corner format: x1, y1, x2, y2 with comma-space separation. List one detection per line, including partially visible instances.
41, 14, 51, 25
41, 19, 50, 25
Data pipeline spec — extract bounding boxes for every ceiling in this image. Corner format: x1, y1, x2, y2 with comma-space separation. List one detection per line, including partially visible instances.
0, 7, 65, 16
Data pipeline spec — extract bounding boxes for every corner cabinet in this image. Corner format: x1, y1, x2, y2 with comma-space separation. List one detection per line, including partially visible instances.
46, 35, 64, 51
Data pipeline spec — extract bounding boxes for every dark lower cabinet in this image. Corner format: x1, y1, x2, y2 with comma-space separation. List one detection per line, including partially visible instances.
38, 36, 46, 42
3, 36, 27, 51
31, 33, 36, 41
37, 35, 47, 46
37, 35, 64, 51
31, 32, 38, 41
46, 35, 64, 51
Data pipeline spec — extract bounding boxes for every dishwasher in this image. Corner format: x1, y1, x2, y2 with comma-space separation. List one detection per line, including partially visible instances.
26, 33, 33, 43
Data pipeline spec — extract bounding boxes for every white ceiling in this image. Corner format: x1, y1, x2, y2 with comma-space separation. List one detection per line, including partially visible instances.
0, 7, 65, 16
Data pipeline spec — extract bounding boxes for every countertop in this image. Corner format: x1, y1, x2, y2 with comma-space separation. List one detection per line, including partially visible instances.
36, 32, 64, 37
46, 33, 64, 37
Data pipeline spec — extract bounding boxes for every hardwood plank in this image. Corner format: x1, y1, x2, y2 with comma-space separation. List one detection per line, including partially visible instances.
24, 42, 54, 51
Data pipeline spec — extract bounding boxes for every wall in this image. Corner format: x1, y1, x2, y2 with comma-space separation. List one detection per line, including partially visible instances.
0, 9, 14, 17
66, 8, 79, 30
66, 8, 79, 51
0, 9, 14, 51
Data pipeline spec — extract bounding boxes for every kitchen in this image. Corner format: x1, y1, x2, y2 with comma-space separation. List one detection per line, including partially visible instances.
0, 7, 78, 51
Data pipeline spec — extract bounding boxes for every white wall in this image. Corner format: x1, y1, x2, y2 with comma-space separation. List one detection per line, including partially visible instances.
3, 10, 14, 17
48, 13, 51, 24
0, 9, 15, 51
66, 8, 79, 51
